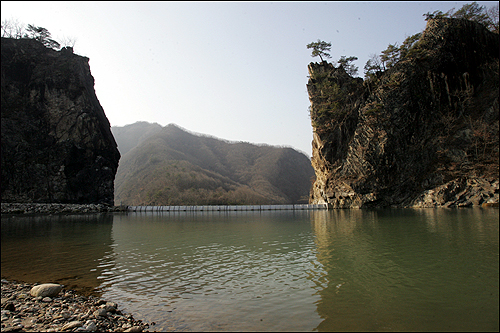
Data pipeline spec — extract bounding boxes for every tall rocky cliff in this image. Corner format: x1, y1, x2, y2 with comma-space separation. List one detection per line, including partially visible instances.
1, 37, 120, 205
308, 18, 499, 208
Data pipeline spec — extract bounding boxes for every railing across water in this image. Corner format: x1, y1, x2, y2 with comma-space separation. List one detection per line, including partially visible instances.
128, 204, 327, 212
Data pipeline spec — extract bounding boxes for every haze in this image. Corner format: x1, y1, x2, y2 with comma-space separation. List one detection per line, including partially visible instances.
2, 1, 496, 156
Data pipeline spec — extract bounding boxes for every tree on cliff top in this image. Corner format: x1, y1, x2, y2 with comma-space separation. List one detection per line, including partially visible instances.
1, 20, 69, 50
337, 56, 359, 76
307, 40, 332, 62
25, 24, 60, 49
424, 2, 499, 33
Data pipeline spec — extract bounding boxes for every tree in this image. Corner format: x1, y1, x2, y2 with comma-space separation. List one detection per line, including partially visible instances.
307, 40, 332, 62
380, 43, 400, 69
337, 55, 358, 76
485, 3, 499, 33
423, 10, 448, 20
58, 35, 77, 49
450, 2, 489, 25
364, 53, 383, 79
1, 18, 25, 38
25, 24, 60, 49
399, 32, 422, 59
424, 2, 498, 33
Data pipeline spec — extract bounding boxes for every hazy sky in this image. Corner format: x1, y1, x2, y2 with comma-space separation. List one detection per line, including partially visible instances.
2, 1, 497, 156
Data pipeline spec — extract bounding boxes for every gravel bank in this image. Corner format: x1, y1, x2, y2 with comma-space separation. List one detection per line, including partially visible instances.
0, 280, 155, 332
1, 203, 128, 215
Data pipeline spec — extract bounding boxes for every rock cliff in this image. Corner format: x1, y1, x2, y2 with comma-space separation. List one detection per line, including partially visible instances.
308, 18, 499, 208
1, 37, 120, 205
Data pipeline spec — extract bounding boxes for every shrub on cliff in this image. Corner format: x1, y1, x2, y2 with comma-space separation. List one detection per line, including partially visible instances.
365, 2, 498, 81
25, 24, 60, 49
1, 19, 76, 50
424, 2, 498, 33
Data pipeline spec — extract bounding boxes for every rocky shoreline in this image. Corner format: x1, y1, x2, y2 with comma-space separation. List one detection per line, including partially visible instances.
1, 280, 155, 332
0, 203, 128, 215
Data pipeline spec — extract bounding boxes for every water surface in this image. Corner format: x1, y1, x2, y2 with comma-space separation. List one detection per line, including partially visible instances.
1, 208, 498, 331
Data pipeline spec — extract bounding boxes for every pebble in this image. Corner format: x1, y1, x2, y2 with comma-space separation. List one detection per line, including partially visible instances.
0, 280, 151, 332
61, 320, 82, 331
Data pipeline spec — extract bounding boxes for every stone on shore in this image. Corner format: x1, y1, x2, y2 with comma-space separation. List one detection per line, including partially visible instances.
1, 280, 152, 332
61, 320, 83, 331
30, 283, 63, 297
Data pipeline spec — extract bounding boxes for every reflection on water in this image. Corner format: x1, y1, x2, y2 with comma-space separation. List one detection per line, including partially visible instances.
1, 214, 113, 295
100, 211, 322, 331
1, 209, 498, 331
310, 209, 499, 332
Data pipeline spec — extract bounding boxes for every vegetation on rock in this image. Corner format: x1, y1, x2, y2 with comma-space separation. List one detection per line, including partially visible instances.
1, 19, 76, 50
306, 39, 332, 62
1, 37, 119, 205
112, 123, 315, 206
306, 2, 499, 208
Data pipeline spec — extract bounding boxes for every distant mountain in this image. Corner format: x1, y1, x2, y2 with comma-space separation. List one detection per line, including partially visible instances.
112, 122, 315, 206
111, 121, 162, 156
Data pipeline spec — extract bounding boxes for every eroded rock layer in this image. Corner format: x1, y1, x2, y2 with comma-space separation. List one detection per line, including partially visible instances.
308, 18, 499, 208
1, 38, 120, 205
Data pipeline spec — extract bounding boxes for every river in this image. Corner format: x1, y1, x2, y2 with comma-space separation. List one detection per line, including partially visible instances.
1, 208, 498, 331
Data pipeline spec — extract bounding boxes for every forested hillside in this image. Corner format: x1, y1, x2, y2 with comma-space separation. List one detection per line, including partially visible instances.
112, 123, 315, 205
111, 121, 162, 156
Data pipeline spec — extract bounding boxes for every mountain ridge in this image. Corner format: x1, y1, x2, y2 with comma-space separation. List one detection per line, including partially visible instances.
112, 122, 315, 205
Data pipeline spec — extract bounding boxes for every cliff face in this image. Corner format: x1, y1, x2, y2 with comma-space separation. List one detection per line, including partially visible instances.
308, 18, 499, 208
1, 38, 120, 205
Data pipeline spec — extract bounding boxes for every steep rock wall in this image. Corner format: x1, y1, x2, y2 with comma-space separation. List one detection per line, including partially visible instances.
1, 38, 120, 205
308, 18, 499, 208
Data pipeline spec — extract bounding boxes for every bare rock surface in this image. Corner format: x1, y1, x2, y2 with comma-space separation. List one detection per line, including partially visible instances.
307, 18, 499, 208
1, 37, 120, 205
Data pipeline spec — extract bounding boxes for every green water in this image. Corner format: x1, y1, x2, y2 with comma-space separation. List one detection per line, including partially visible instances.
1, 208, 498, 331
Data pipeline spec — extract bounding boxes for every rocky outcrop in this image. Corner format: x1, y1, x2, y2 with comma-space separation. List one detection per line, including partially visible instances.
1, 37, 120, 205
308, 18, 499, 208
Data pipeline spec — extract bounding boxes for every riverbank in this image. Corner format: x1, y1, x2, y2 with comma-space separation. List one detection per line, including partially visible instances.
0, 203, 128, 215
0, 279, 158, 332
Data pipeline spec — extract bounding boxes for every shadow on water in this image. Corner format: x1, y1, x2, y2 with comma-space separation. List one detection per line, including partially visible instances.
1, 213, 114, 296
309, 208, 499, 332
1, 208, 498, 331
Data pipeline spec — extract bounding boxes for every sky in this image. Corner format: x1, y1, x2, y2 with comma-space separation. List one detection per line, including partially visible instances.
2, 1, 497, 156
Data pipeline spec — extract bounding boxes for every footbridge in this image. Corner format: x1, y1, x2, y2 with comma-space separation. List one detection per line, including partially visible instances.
128, 204, 327, 212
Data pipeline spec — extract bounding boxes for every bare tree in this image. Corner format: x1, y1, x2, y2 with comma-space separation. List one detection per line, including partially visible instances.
58, 35, 77, 49
486, 3, 499, 33
364, 53, 384, 79
1, 18, 26, 38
